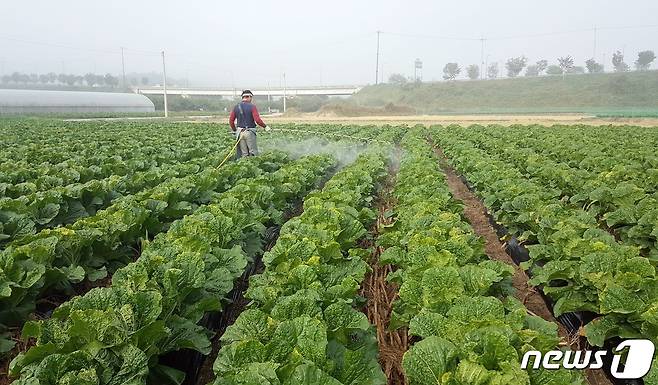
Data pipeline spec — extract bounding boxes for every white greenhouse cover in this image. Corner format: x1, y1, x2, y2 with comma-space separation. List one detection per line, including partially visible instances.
0, 89, 155, 113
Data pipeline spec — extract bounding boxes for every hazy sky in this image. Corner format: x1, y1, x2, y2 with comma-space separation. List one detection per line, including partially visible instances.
1, 0, 657, 87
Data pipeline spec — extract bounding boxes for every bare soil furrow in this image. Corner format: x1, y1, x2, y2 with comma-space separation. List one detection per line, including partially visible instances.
360, 155, 408, 385
432, 145, 612, 385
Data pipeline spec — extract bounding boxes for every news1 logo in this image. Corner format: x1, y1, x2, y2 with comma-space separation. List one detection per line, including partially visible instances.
521, 339, 655, 379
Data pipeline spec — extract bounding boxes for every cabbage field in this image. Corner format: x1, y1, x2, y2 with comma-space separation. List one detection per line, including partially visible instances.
1, 120, 657, 385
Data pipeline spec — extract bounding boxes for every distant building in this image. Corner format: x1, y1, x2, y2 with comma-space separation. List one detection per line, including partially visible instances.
0, 89, 155, 114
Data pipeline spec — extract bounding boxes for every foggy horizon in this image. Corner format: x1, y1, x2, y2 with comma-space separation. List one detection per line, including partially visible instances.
2, 0, 657, 87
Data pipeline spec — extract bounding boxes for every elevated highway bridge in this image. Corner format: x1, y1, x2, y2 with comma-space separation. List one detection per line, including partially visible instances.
136, 85, 362, 98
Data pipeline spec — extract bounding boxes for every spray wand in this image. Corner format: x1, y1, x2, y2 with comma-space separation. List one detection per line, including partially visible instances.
217, 127, 384, 169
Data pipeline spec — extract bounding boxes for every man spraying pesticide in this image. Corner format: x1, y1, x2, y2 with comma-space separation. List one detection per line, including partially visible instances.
229, 90, 271, 158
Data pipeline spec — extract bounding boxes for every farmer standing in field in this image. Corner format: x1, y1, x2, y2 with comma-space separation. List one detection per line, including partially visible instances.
229, 90, 271, 157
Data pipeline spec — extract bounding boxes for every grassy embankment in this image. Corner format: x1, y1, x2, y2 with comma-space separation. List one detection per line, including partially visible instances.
351, 70, 658, 117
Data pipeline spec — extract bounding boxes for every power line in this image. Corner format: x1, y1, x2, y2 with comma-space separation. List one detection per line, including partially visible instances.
381, 24, 658, 42
599, 24, 658, 31
490, 27, 594, 41
0, 34, 162, 56
226, 32, 374, 57
122, 47, 166, 56
0, 31, 372, 62
489, 24, 658, 41
0, 34, 121, 55
3, 23, 656, 56
2, 23, 656, 85
381, 31, 480, 41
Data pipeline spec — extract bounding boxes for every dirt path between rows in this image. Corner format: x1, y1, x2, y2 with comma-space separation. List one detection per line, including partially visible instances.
432, 147, 557, 325
432, 145, 612, 385
360, 151, 408, 385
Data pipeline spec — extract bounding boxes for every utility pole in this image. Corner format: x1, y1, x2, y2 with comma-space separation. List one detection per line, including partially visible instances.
121, 47, 126, 89
267, 81, 271, 112
593, 26, 597, 60
375, 31, 381, 84
480, 37, 485, 80
283, 72, 287, 113
382, 62, 386, 83
161, 51, 168, 118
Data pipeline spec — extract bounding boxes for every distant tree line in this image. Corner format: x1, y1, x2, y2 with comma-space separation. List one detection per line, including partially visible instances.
387, 49, 656, 84
1, 71, 191, 89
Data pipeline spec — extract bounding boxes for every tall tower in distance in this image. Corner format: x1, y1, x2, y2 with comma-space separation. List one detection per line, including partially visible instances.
414, 58, 423, 82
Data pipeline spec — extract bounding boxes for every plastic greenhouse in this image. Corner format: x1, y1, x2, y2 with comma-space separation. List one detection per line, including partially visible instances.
0, 89, 155, 114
